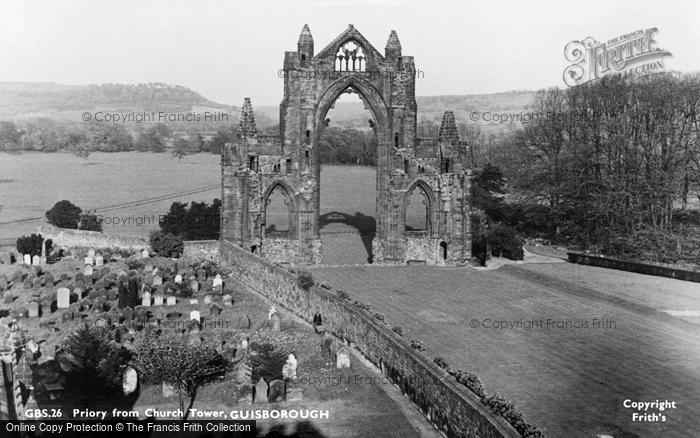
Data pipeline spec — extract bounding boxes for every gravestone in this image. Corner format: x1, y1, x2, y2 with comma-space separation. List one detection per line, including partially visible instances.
153, 275, 162, 286
84, 265, 94, 276
44, 272, 54, 287
240, 338, 249, 354
209, 303, 222, 317
141, 291, 151, 307
32, 255, 41, 266
41, 301, 51, 316
268, 305, 277, 320
336, 347, 351, 369
282, 354, 297, 380
189, 298, 198, 305
190, 280, 199, 293
12, 270, 23, 286
204, 295, 212, 304
222, 294, 233, 306
153, 295, 164, 306
3, 291, 13, 305
213, 274, 223, 288
23, 254, 31, 265
57, 288, 70, 309
174, 274, 182, 284
190, 310, 200, 322
87, 249, 96, 258
141, 249, 149, 259
122, 367, 138, 395
27, 302, 39, 318
166, 296, 177, 306
95, 255, 104, 266
270, 313, 281, 332
268, 380, 285, 403
84, 256, 94, 266
253, 378, 268, 404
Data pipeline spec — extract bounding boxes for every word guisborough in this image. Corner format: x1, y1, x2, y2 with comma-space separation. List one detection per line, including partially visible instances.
86, 111, 229, 124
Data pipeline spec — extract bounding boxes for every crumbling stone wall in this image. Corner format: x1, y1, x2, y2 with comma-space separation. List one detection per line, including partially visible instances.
220, 240, 520, 437
221, 25, 473, 265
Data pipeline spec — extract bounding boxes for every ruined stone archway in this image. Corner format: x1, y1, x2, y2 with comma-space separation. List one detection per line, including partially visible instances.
221, 24, 474, 265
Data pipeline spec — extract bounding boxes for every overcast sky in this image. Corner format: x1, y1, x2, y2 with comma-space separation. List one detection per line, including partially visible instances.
1, 0, 699, 105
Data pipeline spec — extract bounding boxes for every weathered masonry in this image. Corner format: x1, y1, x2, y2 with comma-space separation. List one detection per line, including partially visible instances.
222, 24, 473, 265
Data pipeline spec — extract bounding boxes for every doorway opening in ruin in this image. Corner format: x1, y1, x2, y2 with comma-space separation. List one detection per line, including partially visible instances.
318, 90, 378, 265
263, 182, 294, 237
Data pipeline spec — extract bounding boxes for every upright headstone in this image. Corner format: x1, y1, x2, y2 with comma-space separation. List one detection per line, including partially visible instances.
204, 295, 212, 304
95, 255, 104, 266
32, 255, 41, 266
141, 291, 151, 307
190, 310, 200, 322
87, 249, 96, 258
153, 295, 164, 306
153, 275, 163, 286
222, 294, 233, 306
212, 274, 223, 288
189, 298, 198, 305
44, 271, 54, 287
84, 265, 94, 276
166, 296, 177, 306
270, 313, 281, 332
24, 254, 31, 265
336, 347, 351, 369
174, 274, 183, 284
190, 280, 199, 293
141, 249, 149, 259
84, 256, 95, 266
253, 378, 268, 404
282, 354, 297, 380
27, 302, 39, 318
122, 367, 138, 395
57, 287, 70, 309
268, 380, 285, 403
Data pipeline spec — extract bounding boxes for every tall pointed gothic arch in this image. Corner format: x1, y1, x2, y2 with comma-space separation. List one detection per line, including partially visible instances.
221, 24, 473, 265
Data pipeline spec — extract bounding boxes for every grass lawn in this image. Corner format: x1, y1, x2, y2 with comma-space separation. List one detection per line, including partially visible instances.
310, 263, 700, 438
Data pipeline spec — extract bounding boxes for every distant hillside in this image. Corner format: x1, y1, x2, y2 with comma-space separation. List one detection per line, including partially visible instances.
0, 82, 234, 124
257, 90, 538, 133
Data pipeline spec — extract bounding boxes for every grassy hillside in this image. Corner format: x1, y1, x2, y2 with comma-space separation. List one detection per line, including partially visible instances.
0, 81, 233, 122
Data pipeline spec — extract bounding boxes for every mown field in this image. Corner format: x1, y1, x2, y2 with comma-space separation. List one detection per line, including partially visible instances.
310, 263, 700, 438
0, 152, 381, 243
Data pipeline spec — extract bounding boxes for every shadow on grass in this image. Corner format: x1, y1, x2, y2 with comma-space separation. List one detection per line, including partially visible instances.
319, 211, 376, 263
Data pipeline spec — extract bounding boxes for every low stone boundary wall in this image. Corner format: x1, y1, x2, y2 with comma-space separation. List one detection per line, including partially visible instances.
567, 252, 700, 283
220, 240, 520, 438
38, 225, 148, 252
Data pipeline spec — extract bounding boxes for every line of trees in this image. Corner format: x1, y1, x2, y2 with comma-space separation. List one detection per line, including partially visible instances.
488, 72, 700, 264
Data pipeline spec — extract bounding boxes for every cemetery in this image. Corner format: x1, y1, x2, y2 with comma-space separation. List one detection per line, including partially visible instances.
0, 246, 428, 437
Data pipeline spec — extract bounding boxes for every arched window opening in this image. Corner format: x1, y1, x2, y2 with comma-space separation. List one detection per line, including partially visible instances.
335, 41, 366, 72
394, 132, 399, 148
265, 185, 292, 236
440, 241, 448, 260
405, 185, 431, 233
444, 158, 451, 173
